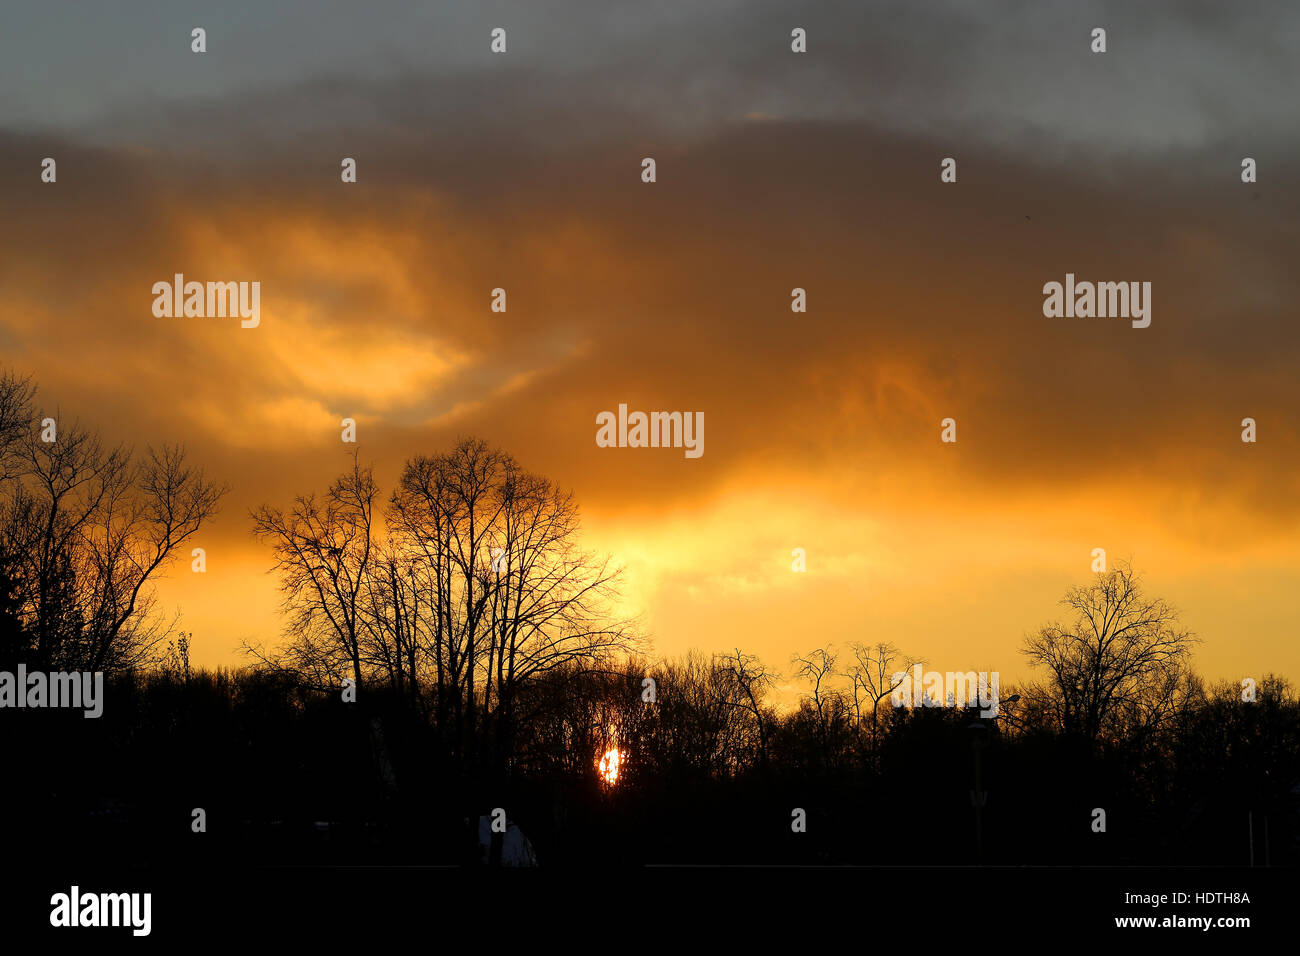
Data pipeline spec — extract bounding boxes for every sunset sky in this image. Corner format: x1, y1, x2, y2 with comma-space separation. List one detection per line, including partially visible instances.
2, 1, 1298, 694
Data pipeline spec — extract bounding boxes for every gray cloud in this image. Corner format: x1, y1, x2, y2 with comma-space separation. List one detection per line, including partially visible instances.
3, 0, 1296, 160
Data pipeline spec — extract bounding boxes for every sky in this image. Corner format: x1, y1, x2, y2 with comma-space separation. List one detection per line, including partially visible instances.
1, 0, 1298, 695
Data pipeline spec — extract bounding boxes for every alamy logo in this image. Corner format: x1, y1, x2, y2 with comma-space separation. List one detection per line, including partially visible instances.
50, 886, 151, 936
0, 665, 104, 718
891, 665, 1001, 717
596, 403, 704, 458
1042, 273, 1151, 328
152, 274, 260, 328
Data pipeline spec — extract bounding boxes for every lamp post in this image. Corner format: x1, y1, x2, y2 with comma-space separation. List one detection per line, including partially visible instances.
969, 713, 987, 865
968, 694, 1018, 865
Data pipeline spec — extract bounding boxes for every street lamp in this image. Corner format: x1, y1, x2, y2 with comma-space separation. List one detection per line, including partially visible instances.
969, 713, 987, 865
967, 695, 1017, 865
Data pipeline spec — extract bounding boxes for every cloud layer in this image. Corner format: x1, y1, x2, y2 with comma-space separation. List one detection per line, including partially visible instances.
2, 0, 1297, 684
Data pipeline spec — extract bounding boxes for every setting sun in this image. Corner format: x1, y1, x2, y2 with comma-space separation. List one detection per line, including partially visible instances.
598, 748, 623, 785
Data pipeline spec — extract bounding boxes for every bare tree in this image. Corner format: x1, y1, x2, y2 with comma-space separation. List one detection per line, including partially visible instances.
715, 648, 775, 771
633, 651, 734, 779
0, 384, 225, 670
250, 451, 379, 692
0, 370, 34, 483
387, 449, 459, 733
87, 443, 226, 669
1021, 560, 1198, 749
480, 459, 633, 769
791, 646, 854, 768
791, 647, 839, 719
390, 438, 636, 768
846, 641, 923, 769
256, 437, 637, 775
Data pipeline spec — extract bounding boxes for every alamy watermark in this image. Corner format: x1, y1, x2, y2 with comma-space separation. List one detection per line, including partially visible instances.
0, 665, 104, 718
50, 886, 151, 936
1042, 273, 1150, 328
891, 665, 1001, 717
152, 274, 260, 328
596, 404, 704, 458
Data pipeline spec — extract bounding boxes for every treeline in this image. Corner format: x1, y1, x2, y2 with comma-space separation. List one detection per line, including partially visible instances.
3, 367, 1297, 865
8, 654, 1295, 867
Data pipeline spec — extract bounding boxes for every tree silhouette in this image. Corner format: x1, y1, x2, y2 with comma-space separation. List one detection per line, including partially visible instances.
251, 437, 637, 775
1021, 560, 1198, 749
0, 368, 226, 670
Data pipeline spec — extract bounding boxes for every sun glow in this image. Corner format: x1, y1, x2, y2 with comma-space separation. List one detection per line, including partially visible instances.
598, 748, 623, 785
